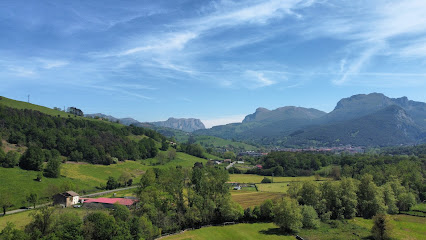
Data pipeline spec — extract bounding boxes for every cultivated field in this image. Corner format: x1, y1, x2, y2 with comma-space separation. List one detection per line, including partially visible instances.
256, 182, 291, 193
230, 192, 284, 208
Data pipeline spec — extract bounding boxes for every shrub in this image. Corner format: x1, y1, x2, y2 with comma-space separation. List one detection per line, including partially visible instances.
261, 177, 272, 183
371, 214, 393, 240
273, 197, 302, 233
301, 205, 320, 229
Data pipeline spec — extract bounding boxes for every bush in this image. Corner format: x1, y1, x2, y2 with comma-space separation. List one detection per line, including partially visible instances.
1, 151, 20, 168
301, 205, 320, 229
261, 177, 272, 183
371, 214, 393, 240
273, 197, 302, 233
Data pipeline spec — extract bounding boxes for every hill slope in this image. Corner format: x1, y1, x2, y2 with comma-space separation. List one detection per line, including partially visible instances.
195, 93, 426, 147
289, 105, 423, 147
195, 107, 326, 142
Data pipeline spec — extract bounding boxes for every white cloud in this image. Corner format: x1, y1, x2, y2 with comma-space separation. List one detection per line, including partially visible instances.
302, 0, 426, 85
201, 114, 246, 128
120, 32, 198, 56
333, 43, 384, 85
9, 66, 36, 77
38, 59, 69, 69
246, 70, 277, 88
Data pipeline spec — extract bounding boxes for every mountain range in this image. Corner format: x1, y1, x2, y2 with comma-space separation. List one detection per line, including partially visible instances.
194, 93, 426, 147
85, 114, 205, 132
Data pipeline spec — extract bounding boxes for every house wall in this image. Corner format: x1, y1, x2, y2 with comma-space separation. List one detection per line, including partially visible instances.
72, 196, 79, 205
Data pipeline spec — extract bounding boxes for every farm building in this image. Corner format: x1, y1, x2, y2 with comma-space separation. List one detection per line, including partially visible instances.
53, 191, 80, 207
83, 198, 137, 209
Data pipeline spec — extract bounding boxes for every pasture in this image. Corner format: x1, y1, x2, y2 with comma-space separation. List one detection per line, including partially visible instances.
256, 182, 291, 193
229, 174, 326, 183
0, 207, 109, 230
161, 215, 426, 240
231, 192, 284, 208
1, 152, 206, 210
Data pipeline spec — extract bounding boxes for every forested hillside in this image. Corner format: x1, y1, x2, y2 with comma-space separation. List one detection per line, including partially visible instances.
0, 104, 162, 165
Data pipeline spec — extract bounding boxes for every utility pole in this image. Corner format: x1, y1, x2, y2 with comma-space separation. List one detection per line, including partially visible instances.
27, 94, 30, 103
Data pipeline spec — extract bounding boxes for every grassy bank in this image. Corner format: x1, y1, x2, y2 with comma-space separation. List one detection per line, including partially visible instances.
162, 215, 426, 240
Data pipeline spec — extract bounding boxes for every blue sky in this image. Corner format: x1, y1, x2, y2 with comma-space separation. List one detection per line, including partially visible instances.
1, 0, 426, 128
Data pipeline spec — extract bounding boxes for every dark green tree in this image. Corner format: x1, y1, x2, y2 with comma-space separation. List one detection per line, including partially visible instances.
44, 154, 61, 178
371, 214, 393, 240
83, 212, 117, 240
273, 197, 303, 233
19, 146, 44, 171
1, 151, 19, 168
26, 193, 38, 209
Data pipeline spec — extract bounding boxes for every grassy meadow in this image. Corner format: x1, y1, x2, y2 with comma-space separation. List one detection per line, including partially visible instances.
229, 174, 327, 183
230, 192, 284, 208
0, 207, 109, 230
1, 152, 207, 211
195, 135, 258, 151
161, 215, 426, 240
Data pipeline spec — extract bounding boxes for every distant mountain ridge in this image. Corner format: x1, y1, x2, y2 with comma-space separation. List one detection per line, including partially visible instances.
85, 113, 205, 133
85, 113, 140, 126
194, 93, 426, 147
151, 117, 205, 132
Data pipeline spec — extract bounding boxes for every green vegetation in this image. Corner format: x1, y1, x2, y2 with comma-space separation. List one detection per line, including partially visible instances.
0, 96, 84, 120
0, 151, 207, 211
231, 192, 283, 209
195, 135, 257, 151
229, 174, 325, 183
162, 215, 426, 240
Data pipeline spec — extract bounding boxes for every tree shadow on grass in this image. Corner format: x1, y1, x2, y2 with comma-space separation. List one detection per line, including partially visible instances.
259, 228, 294, 236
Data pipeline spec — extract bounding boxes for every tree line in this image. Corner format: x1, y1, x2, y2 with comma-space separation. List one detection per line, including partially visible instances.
249, 151, 425, 201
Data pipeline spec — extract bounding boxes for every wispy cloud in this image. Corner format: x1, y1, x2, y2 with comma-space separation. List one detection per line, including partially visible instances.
306, 0, 426, 85
120, 32, 198, 56
90, 0, 316, 88
245, 70, 277, 88
37, 59, 69, 69
8, 66, 36, 77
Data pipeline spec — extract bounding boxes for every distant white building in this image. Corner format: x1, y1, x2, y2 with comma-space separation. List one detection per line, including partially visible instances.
237, 161, 244, 164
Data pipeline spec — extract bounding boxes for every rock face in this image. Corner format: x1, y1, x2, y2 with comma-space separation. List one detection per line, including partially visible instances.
151, 118, 206, 132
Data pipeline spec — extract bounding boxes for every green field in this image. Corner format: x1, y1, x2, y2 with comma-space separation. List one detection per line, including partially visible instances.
0, 207, 109, 230
144, 152, 207, 168
195, 135, 258, 151
162, 215, 426, 240
229, 174, 327, 183
1, 152, 206, 210
231, 191, 284, 208
256, 183, 291, 193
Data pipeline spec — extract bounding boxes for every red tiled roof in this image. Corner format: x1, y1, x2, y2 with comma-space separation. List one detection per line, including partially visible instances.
83, 198, 136, 206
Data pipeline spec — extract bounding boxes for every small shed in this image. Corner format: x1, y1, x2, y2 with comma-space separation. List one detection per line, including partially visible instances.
53, 191, 80, 207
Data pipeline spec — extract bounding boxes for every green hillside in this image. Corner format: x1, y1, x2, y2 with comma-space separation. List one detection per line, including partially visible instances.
162, 215, 426, 240
195, 135, 258, 151
0, 96, 121, 127
0, 151, 207, 210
